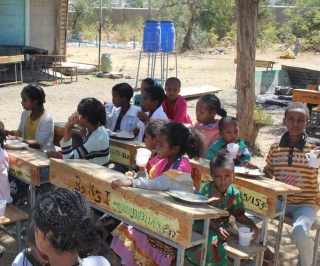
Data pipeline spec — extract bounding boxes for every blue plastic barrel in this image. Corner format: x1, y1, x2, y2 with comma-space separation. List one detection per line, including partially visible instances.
161, 21, 175, 52
143, 21, 161, 52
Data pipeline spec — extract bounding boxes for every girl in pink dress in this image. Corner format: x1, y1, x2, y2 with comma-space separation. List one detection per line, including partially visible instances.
194, 94, 227, 150
110, 122, 205, 266
162, 77, 192, 126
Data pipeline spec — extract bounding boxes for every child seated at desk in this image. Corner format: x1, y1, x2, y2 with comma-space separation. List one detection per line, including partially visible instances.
136, 85, 169, 142
185, 151, 259, 265
133, 78, 162, 107
110, 122, 205, 266
162, 77, 192, 126
0, 121, 12, 203
263, 102, 320, 266
206, 116, 251, 166
106, 83, 141, 137
46, 133, 83, 159
194, 94, 227, 150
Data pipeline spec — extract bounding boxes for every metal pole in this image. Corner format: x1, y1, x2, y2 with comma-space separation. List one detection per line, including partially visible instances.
98, 0, 102, 72
148, 0, 151, 20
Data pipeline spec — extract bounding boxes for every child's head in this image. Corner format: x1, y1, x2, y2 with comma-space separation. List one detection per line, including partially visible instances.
157, 122, 205, 160
112, 83, 134, 107
0, 121, 5, 148
164, 77, 181, 102
141, 78, 155, 94
144, 119, 167, 150
21, 83, 46, 109
218, 116, 239, 144
210, 151, 234, 193
33, 188, 101, 255
71, 133, 83, 149
77, 97, 106, 126
196, 94, 227, 124
26, 216, 49, 265
141, 86, 166, 112
284, 102, 309, 137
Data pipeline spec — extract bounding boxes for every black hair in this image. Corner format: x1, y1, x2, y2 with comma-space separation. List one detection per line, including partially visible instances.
159, 122, 205, 160
143, 86, 166, 108
218, 116, 239, 131
112, 83, 133, 102
285, 102, 310, 119
0, 121, 5, 148
77, 98, 106, 125
210, 151, 234, 173
198, 94, 227, 117
71, 133, 83, 149
33, 188, 101, 253
21, 83, 46, 109
165, 77, 181, 87
145, 119, 167, 138
142, 78, 155, 87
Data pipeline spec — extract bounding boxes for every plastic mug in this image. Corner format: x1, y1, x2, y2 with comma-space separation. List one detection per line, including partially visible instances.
227, 143, 239, 159
306, 150, 320, 168
0, 199, 7, 216
136, 148, 152, 167
106, 102, 114, 113
238, 227, 253, 246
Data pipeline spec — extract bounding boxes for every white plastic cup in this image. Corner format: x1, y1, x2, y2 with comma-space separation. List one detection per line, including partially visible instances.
238, 227, 253, 246
227, 143, 239, 159
306, 150, 320, 168
106, 102, 114, 113
0, 200, 7, 216
136, 148, 152, 167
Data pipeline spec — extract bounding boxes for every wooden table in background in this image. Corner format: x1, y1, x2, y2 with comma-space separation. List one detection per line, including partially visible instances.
292, 89, 320, 104
50, 158, 229, 265
7, 147, 50, 207
0, 55, 23, 86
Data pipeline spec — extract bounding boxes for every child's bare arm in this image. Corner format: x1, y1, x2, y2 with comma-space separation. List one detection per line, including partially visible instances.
210, 220, 229, 241
235, 213, 259, 240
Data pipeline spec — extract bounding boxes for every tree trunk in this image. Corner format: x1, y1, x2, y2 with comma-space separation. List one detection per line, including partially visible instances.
181, 2, 197, 53
235, 0, 259, 147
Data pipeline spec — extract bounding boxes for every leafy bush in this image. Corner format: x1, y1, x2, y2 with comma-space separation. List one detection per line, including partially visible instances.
254, 105, 274, 127
257, 23, 279, 52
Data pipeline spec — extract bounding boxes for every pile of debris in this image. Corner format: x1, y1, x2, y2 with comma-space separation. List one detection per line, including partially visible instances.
256, 86, 293, 107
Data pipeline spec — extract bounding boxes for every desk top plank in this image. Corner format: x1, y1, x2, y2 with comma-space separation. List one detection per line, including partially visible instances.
0, 204, 29, 225
50, 159, 228, 247
7, 147, 50, 168
180, 85, 223, 99
292, 89, 320, 104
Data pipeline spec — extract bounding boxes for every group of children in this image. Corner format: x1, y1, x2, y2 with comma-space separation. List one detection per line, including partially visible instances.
0, 78, 319, 266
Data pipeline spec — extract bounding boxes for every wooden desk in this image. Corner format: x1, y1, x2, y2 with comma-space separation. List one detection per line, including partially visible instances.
0, 55, 23, 86
54, 123, 145, 169
0, 204, 29, 252
189, 160, 301, 266
50, 159, 229, 265
234, 58, 277, 71
292, 89, 320, 104
180, 85, 223, 100
7, 147, 50, 206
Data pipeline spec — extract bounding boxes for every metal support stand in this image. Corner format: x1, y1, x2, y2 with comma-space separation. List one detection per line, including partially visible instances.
135, 51, 178, 88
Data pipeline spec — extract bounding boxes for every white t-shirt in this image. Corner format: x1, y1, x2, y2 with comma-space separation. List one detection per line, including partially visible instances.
0, 147, 12, 203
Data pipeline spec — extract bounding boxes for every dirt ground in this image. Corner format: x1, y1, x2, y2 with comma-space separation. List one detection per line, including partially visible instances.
0, 44, 320, 265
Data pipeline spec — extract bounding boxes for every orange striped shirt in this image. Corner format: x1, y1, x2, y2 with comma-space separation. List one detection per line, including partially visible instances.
264, 132, 320, 209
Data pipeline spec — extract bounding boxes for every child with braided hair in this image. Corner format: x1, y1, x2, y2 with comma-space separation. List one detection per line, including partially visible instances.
32, 188, 111, 266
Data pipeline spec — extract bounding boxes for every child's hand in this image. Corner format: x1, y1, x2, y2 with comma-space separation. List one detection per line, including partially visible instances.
137, 111, 150, 124
218, 227, 229, 241
66, 111, 79, 129
250, 224, 259, 240
111, 179, 133, 190
241, 160, 260, 169
46, 150, 59, 158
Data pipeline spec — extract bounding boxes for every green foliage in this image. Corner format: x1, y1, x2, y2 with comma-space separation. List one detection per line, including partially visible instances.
254, 105, 274, 127
113, 17, 144, 43
124, 0, 145, 8
81, 24, 99, 41
257, 23, 279, 52
221, 23, 237, 47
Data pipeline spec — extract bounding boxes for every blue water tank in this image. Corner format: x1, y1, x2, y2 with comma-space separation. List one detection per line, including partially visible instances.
161, 21, 175, 52
143, 21, 161, 52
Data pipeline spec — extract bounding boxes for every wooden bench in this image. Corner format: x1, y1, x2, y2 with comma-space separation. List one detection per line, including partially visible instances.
0, 204, 29, 252
180, 85, 223, 100
0, 66, 8, 82
234, 59, 276, 71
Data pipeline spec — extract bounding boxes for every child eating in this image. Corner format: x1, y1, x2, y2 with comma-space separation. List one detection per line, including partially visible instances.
194, 94, 227, 150
133, 78, 162, 107
206, 116, 251, 166
186, 151, 259, 265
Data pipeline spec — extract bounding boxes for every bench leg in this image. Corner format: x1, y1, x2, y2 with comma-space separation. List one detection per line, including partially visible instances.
312, 229, 320, 266
16, 220, 21, 252
176, 247, 185, 266
233, 257, 241, 266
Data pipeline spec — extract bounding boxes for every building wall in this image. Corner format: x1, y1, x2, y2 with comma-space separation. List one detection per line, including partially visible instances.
0, 0, 25, 46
